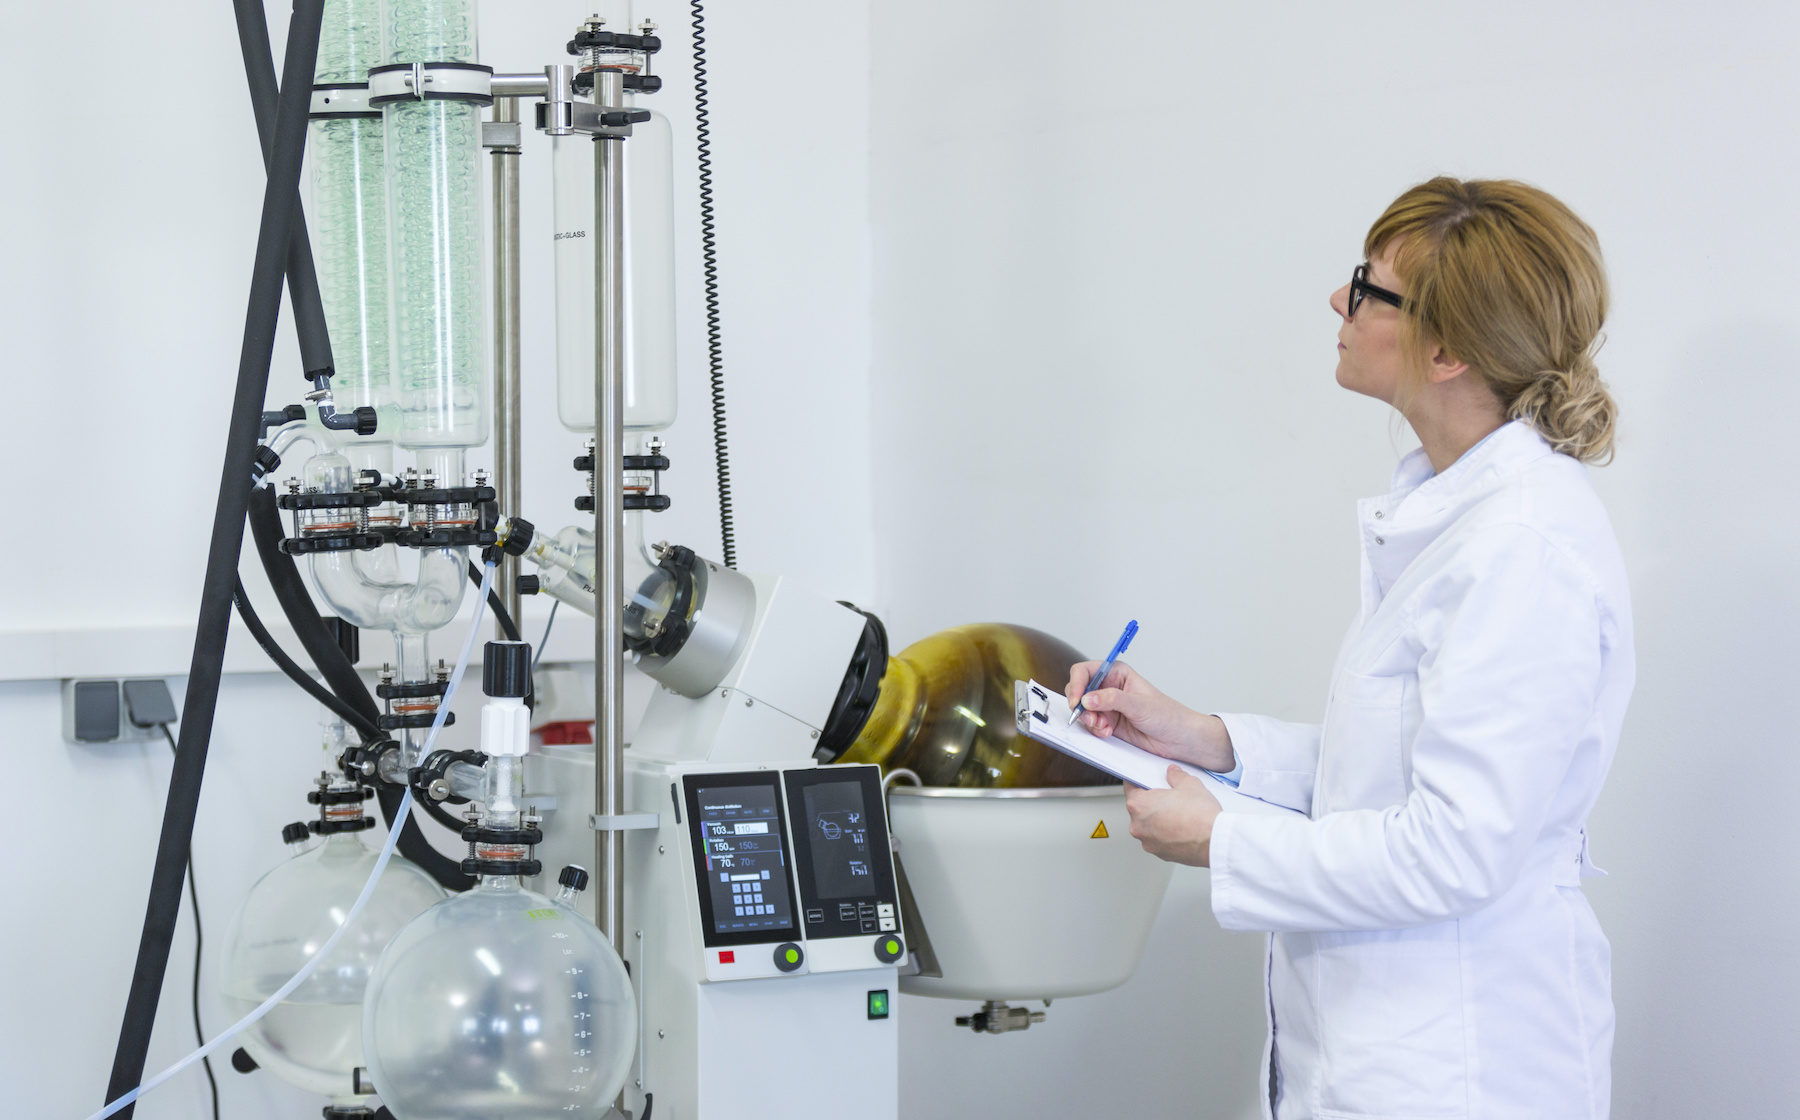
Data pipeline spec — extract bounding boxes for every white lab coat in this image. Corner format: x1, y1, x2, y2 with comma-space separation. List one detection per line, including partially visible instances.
1209, 421, 1635, 1120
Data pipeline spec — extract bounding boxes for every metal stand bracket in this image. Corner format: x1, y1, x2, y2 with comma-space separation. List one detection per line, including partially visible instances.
589, 811, 660, 832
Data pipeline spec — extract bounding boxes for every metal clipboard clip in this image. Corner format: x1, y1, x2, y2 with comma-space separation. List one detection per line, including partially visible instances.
1015, 680, 1053, 732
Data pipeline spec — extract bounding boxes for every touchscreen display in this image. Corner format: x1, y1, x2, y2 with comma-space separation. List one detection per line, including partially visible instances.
694, 783, 795, 936
802, 780, 876, 900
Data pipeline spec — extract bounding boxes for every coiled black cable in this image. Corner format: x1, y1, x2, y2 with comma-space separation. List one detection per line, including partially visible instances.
690, 0, 737, 569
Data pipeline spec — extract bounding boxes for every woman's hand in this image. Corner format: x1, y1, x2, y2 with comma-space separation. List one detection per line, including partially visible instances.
1064, 660, 1236, 773
1125, 766, 1223, 867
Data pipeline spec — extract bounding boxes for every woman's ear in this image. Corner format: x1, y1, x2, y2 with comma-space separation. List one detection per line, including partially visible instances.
1426, 342, 1469, 385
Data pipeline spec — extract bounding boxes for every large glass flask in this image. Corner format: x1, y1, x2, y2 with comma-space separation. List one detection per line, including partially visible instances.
833, 624, 1115, 788
218, 832, 446, 1100
551, 108, 679, 432
380, 0, 488, 449
361, 875, 638, 1119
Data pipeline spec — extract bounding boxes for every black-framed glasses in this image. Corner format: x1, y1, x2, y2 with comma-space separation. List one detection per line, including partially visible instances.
1349, 263, 1405, 318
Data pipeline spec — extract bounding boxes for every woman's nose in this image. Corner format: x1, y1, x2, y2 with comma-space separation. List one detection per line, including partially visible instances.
1329, 283, 1351, 320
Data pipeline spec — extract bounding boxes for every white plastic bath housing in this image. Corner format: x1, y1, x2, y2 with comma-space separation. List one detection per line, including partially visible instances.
887, 785, 1172, 1001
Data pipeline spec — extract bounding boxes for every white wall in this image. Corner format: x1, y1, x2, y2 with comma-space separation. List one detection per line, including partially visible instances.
868, 1, 1800, 1118
0, 0, 872, 1116
7, 1, 1798, 1119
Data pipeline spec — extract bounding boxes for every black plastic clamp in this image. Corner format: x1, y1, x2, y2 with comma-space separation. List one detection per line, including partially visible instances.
567, 29, 663, 53
462, 857, 544, 876
279, 532, 385, 555
462, 822, 545, 845
461, 820, 545, 878
393, 527, 499, 548
408, 748, 488, 802
625, 494, 672, 512
308, 786, 375, 806
399, 485, 496, 506
377, 710, 458, 731
309, 815, 376, 835
628, 544, 700, 659
572, 72, 664, 96
338, 739, 395, 779
376, 679, 450, 701
278, 490, 386, 511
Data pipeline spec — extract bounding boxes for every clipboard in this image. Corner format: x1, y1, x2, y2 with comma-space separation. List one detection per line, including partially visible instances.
1015, 679, 1211, 789
1013, 680, 1298, 816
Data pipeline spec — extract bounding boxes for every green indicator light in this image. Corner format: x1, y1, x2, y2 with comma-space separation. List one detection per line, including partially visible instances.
885, 939, 899, 954
786, 949, 800, 964
868, 989, 890, 1019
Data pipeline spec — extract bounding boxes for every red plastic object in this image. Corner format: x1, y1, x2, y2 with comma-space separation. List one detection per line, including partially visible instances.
535, 720, 594, 745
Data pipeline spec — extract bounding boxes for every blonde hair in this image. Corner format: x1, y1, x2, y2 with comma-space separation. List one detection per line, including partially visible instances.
1366, 177, 1618, 464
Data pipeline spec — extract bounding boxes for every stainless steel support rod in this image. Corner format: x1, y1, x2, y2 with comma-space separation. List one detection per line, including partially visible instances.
593, 70, 628, 954
491, 97, 523, 629
490, 72, 553, 99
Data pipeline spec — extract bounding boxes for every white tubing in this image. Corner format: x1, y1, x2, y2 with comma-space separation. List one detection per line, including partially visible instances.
87, 562, 498, 1120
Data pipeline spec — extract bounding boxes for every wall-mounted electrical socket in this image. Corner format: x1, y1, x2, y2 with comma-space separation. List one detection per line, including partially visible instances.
61, 678, 178, 744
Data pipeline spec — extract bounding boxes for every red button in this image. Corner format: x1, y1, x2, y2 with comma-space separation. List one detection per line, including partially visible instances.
719, 950, 735, 964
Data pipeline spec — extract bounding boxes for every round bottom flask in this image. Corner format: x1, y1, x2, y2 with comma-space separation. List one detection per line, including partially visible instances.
362, 874, 637, 1119
219, 831, 446, 1100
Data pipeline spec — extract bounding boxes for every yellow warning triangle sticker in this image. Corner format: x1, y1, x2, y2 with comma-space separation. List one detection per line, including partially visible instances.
1090, 820, 1110, 839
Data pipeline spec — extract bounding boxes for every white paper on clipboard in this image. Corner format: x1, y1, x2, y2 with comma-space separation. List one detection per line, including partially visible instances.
1013, 679, 1297, 816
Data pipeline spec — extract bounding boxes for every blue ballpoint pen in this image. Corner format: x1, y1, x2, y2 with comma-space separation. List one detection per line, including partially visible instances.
1069, 619, 1139, 725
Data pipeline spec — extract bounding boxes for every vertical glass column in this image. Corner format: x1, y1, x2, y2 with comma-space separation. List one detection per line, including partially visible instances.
551, 110, 679, 433
311, 0, 390, 431
380, 0, 488, 449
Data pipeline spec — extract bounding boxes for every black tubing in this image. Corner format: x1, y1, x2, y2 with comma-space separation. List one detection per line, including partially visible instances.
246, 490, 380, 727
469, 560, 522, 641
102, 3, 327, 1114
233, 576, 382, 741
231, 0, 335, 380
248, 490, 474, 892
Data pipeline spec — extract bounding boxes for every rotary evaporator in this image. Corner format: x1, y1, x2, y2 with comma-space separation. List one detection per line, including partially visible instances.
96, 2, 1176, 1119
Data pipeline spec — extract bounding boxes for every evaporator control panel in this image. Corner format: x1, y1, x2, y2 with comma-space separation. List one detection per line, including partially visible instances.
684, 772, 802, 948
680, 764, 903, 976
784, 767, 899, 939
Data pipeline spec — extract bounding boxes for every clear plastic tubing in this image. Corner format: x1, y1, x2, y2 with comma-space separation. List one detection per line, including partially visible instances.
84, 563, 497, 1120
311, 0, 391, 435
381, 0, 488, 449
551, 108, 678, 432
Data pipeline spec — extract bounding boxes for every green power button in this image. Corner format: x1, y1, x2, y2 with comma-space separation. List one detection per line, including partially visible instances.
885, 939, 899, 955
785, 948, 800, 964
868, 989, 890, 1019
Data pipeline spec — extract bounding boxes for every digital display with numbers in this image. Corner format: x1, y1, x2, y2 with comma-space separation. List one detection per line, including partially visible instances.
802, 781, 875, 899
783, 767, 900, 942
683, 773, 801, 947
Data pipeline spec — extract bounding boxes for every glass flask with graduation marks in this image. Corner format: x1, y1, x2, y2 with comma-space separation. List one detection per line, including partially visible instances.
361, 870, 637, 1119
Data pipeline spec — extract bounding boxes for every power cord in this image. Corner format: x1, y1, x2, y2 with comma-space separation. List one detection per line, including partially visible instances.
690, 0, 737, 569
532, 599, 560, 675
124, 681, 220, 1120
162, 724, 222, 1120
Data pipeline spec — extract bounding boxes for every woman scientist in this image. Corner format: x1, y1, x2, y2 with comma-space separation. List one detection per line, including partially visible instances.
1067, 177, 1633, 1119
